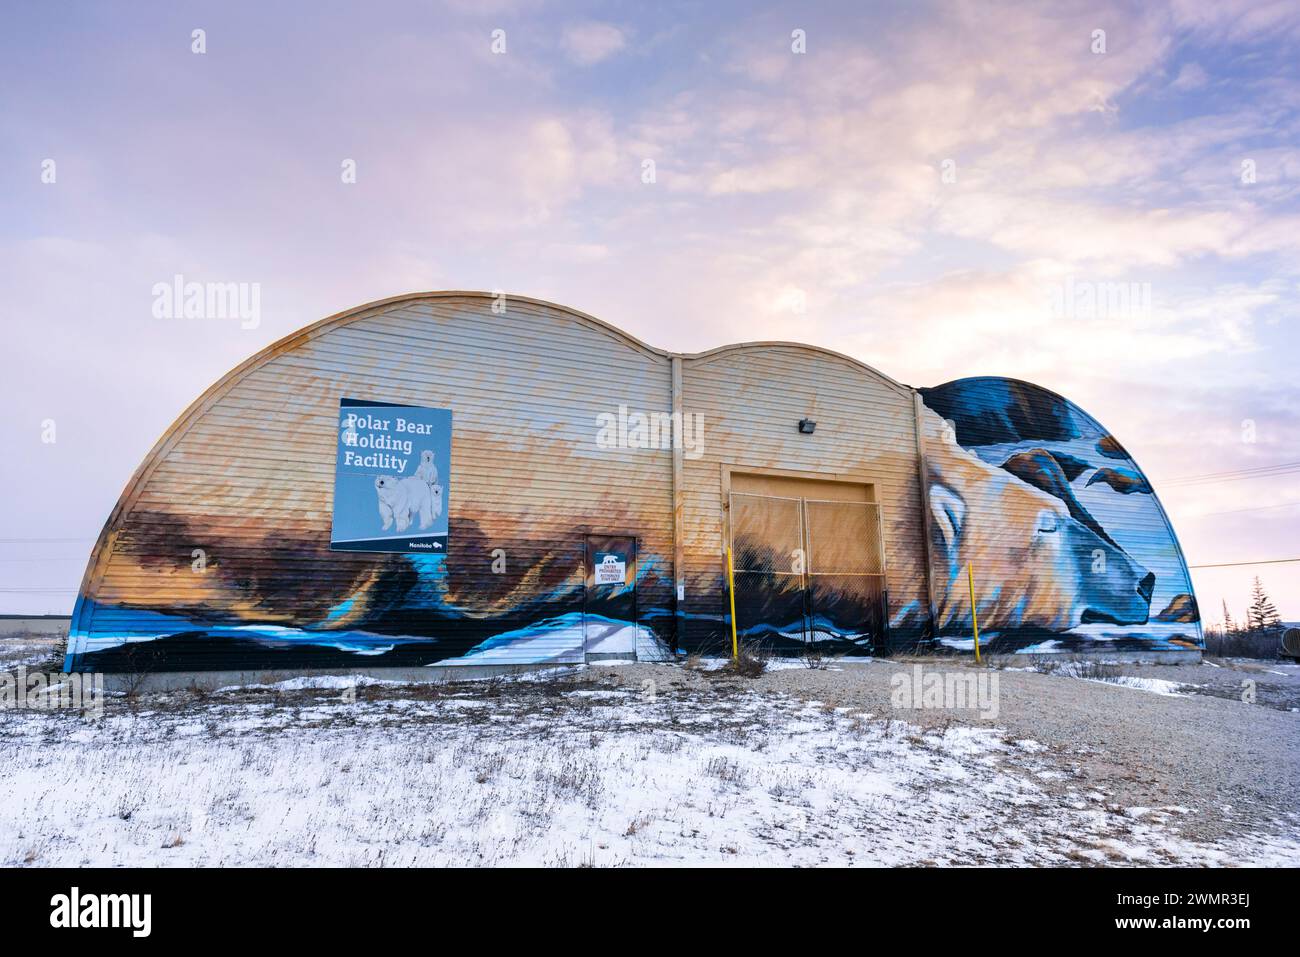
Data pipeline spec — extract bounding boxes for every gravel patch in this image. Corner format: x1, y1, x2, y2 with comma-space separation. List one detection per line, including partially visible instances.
603, 657, 1300, 846
1161, 658, 1300, 712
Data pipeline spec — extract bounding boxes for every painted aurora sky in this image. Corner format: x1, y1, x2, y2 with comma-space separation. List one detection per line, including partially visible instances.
2, 1, 1298, 621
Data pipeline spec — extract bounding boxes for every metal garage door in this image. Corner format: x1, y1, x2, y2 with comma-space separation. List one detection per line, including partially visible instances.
729, 489, 886, 653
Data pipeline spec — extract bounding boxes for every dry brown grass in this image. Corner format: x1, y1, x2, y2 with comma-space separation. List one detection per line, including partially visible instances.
724, 649, 767, 679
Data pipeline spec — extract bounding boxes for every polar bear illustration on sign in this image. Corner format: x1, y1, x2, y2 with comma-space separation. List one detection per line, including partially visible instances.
413, 448, 444, 525
414, 449, 438, 485
374, 475, 436, 532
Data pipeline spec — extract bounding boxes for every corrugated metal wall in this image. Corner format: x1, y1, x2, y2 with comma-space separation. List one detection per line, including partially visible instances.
64, 293, 1200, 671
68, 294, 677, 669
676, 345, 931, 654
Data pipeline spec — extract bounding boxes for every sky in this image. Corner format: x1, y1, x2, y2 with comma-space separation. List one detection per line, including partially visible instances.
1, 0, 1297, 621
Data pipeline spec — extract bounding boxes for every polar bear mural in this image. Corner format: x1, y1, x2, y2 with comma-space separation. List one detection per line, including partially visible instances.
917, 377, 1201, 652
921, 405, 1154, 633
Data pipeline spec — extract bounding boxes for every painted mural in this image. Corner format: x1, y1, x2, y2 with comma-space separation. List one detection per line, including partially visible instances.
66, 513, 678, 672
62, 294, 692, 674
62, 295, 1200, 673
911, 378, 1201, 654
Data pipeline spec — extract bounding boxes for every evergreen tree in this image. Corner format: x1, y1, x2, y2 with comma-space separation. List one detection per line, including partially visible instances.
1246, 577, 1282, 633
1221, 599, 1235, 635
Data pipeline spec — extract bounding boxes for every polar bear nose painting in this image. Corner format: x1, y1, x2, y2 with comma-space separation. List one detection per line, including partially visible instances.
1070, 521, 1155, 627
923, 404, 1161, 634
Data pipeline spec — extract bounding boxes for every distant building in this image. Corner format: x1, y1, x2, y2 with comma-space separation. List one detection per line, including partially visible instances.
1, 614, 71, 638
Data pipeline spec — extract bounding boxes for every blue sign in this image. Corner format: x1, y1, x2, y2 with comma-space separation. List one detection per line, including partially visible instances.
330, 398, 451, 553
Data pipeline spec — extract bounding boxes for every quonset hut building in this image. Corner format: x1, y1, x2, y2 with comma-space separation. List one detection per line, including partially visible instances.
63, 292, 1202, 673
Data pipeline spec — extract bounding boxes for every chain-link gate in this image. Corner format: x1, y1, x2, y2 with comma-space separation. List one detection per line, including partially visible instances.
729, 493, 808, 646
803, 498, 888, 646
729, 491, 886, 653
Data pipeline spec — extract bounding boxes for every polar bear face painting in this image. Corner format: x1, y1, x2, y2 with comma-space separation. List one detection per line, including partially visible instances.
922, 408, 1153, 633
414, 450, 438, 486
374, 475, 435, 533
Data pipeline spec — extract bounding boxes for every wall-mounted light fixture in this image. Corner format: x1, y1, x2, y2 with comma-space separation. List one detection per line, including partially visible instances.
798, 418, 816, 434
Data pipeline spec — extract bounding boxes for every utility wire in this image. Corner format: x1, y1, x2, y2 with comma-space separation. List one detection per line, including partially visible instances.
0, 557, 86, 563
1188, 557, 1300, 569
1161, 461, 1300, 487
0, 538, 94, 544
1168, 460, 1300, 480
1197, 500, 1300, 517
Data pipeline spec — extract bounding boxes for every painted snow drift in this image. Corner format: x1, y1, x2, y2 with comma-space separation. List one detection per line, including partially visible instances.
913, 377, 1201, 653
66, 516, 676, 671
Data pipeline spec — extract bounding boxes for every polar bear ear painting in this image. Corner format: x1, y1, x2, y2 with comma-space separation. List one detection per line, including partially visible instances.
414, 449, 438, 485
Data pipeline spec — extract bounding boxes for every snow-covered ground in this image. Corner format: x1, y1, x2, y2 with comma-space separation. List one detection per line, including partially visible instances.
2, 668, 1296, 867
1037, 661, 1194, 697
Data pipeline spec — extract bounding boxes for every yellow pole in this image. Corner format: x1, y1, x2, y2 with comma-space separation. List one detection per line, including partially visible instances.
727, 546, 739, 660
967, 561, 981, 664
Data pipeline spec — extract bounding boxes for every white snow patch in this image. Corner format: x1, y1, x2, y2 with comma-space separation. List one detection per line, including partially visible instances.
1104, 676, 1190, 696
1041, 663, 1193, 697
215, 674, 411, 693
3, 685, 1296, 867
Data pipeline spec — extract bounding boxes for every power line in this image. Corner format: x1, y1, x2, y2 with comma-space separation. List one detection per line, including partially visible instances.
0, 557, 86, 563
1167, 460, 1300, 481
1164, 470, 1300, 488
0, 538, 94, 544
1188, 557, 1300, 569
1198, 500, 1300, 517
1161, 461, 1300, 487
